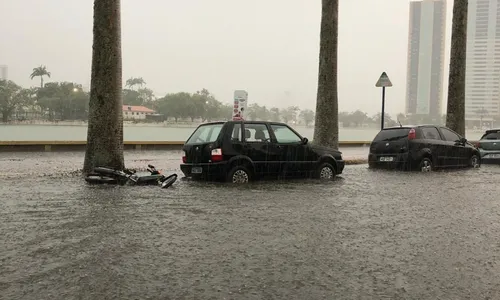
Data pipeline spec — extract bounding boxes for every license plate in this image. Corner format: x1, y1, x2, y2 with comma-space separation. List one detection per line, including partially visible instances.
192, 167, 202, 174
379, 157, 394, 162
488, 154, 500, 158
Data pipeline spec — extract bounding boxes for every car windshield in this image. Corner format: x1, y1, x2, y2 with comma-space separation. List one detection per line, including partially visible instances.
373, 128, 411, 142
185, 123, 223, 144
481, 131, 500, 140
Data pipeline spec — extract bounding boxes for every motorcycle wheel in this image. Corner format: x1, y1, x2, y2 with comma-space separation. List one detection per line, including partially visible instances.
160, 174, 178, 189
85, 175, 118, 185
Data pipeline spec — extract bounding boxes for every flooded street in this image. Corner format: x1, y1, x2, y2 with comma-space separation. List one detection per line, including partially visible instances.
2, 152, 500, 299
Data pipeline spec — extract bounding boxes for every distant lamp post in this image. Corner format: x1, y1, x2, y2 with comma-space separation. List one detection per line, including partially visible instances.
475, 107, 488, 129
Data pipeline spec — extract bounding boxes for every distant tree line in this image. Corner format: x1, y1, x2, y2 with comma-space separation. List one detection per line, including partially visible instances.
0, 69, 451, 126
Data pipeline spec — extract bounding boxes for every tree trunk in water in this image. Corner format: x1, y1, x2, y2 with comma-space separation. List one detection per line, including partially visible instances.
446, 0, 468, 137
313, 0, 339, 149
83, 0, 125, 173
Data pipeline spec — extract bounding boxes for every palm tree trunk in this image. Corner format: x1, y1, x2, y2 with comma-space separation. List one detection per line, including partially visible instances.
313, 0, 339, 149
83, 0, 125, 173
446, 0, 468, 137
40, 77, 43, 89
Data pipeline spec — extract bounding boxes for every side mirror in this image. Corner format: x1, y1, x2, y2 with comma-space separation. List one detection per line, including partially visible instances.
302, 137, 308, 145
460, 137, 467, 144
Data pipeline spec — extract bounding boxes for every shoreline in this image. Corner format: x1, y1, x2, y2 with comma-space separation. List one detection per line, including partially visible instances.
0, 121, 488, 133
0, 121, 383, 130
0, 121, 200, 128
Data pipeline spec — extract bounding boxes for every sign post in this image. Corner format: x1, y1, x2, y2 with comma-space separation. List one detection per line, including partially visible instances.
232, 90, 248, 121
375, 72, 393, 130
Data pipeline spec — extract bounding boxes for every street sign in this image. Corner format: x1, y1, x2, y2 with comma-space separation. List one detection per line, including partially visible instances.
232, 90, 248, 121
375, 72, 393, 88
375, 72, 392, 130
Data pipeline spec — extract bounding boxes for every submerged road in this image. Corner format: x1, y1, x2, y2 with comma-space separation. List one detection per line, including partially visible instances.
1, 151, 500, 299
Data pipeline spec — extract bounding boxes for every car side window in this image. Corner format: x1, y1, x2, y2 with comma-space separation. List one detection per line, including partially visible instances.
421, 127, 441, 140
243, 123, 271, 142
271, 124, 302, 143
231, 124, 242, 142
481, 132, 500, 140
440, 127, 461, 142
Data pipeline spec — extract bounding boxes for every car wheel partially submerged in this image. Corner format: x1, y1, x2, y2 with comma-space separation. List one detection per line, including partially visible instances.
316, 162, 336, 180
419, 157, 432, 172
470, 155, 480, 168
227, 165, 251, 183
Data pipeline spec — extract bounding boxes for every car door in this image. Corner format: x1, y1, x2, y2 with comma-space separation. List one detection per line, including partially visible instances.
269, 123, 310, 176
242, 122, 281, 177
419, 126, 446, 167
228, 122, 245, 156
438, 127, 467, 167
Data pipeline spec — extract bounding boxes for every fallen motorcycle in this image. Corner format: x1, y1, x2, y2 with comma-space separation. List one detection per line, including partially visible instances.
84, 164, 177, 188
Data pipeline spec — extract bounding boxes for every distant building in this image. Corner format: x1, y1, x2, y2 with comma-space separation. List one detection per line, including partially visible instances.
465, 0, 500, 121
122, 105, 155, 120
0, 65, 7, 80
405, 0, 446, 118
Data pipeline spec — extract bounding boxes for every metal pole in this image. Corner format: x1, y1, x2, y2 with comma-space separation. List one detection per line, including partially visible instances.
381, 86, 386, 130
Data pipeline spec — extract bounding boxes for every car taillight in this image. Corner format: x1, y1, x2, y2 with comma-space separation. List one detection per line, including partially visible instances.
408, 128, 416, 140
182, 153, 187, 163
211, 148, 223, 162
475, 142, 481, 148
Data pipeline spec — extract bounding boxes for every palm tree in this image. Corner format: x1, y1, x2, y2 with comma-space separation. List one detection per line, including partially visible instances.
29, 65, 51, 88
446, 0, 468, 136
125, 77, 146, 90
313, 0, 339, 149
83, 0, 125, 173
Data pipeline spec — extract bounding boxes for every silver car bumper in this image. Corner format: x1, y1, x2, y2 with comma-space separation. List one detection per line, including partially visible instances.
479, 149, 500, 160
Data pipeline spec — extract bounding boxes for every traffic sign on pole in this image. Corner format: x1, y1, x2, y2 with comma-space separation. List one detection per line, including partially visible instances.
375, 72, 393, 87
375, 72, 393, 130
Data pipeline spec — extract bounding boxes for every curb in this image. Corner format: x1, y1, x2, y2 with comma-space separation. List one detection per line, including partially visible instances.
345, 158, 368, 165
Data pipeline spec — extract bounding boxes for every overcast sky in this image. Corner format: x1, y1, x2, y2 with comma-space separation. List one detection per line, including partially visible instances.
0, 0, 454, 116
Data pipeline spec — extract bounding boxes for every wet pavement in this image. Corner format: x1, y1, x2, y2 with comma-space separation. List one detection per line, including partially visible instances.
2, 151, 500, 299
0, 147, 369, 179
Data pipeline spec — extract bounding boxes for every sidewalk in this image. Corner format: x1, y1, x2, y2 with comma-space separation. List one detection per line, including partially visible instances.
339, 147, 369, 159
0, 148, 368, 178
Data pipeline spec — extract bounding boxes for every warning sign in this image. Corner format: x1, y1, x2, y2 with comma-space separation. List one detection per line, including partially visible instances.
375, 72, 393, 87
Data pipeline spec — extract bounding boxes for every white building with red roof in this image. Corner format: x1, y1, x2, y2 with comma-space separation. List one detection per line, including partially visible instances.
122, 105, 156, 120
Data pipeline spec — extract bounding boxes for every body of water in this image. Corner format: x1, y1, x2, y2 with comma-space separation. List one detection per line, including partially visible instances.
0, 124, 486, 142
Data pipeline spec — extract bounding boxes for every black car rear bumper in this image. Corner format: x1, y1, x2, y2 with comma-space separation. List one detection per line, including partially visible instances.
368, 152, 414, 170
180, 162, 228, 179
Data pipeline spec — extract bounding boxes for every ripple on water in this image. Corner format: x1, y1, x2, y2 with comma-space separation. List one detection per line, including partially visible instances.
2, 164, 500, 299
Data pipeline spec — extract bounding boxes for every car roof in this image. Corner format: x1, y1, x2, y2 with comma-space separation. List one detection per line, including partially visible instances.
383, 124, 443, 130
382, 125, 416, 130
484, 128, 500, 133
199, 120, 289, 126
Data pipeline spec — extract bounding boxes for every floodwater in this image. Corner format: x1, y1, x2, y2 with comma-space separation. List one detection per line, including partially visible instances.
2, 152, 500, 299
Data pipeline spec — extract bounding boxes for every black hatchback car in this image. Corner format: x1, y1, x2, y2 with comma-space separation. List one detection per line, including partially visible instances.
368, 125, 480, 171
180, 121, 345, 183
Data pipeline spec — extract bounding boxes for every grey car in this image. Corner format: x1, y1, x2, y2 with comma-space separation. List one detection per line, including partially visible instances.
476, 129, 500, 163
